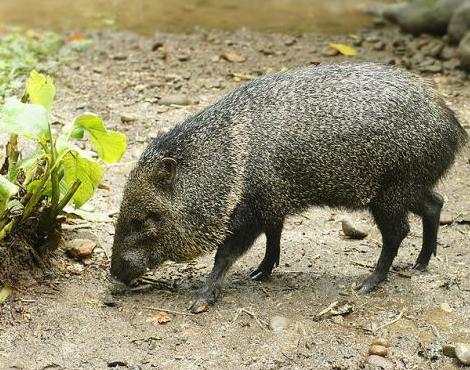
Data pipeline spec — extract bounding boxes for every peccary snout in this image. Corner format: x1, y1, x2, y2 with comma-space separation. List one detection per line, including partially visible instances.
110, 249, 149, 285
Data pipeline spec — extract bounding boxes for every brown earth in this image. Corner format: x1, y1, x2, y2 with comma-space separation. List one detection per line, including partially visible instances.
0, 28, 469, 370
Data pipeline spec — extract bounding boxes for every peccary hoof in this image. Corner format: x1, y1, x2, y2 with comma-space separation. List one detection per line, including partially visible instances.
188, 300, 211, 314
411, 262, 429, 272
355, 272, 387, 294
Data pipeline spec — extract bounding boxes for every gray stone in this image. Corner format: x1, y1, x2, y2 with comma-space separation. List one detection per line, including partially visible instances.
270, 316, 290, 331
455, 343, 470, 365
458, 32, 470, 70
384, 0, 465, 36
159, 94, 191, 106
448, 2, 470, 44
367, 355, 395, 369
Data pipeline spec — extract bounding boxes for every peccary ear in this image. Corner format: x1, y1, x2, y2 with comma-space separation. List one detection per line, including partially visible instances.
155, 157, 177, 185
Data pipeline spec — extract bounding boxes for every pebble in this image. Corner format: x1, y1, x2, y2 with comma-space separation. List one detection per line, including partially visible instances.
284, 37, 297, 46
270, 316, 290, 332
440, 45, 456, 61
65, 239, 97, 260
455, 343, 470, 365
440, 302, 453, 313
440, 211, 455, 225
367, 355, 395, 370
373, 41, 386, 51
341, 219, 369, 239
159, 94, 191, 106
442, 344, 456, 358
321, 46, 339, 57
120, 114, 139, 123
176, 52, 190, 62
368, 344, 389, 357
371, 337, 390, 348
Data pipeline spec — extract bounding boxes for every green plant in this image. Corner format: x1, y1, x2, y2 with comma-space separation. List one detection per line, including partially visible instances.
0, 70, 126, 242
0, 29, 91, 100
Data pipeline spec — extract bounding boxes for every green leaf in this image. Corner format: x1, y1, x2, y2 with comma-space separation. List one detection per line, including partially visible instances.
0, 98, 49, 139
0, 175, 19, 199
73, 114, 127, 163
0, 175, 18, 215
62, 150, 103, 208
71, 127, 84, 139
26, 70, 56, 110
329, 43, 358, 57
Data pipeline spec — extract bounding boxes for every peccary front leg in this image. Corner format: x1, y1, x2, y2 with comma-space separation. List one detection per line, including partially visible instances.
411, 191, 443, 271
356, 204, 409, 294
189, 224, 261, 314
251, 221, 284, 281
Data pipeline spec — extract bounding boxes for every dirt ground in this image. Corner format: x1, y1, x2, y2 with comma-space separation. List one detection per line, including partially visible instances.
0, 28, 469, 370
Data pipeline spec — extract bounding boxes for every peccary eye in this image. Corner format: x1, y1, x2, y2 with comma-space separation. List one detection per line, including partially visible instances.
147, 212, 161, 223
130, 219, 143, 232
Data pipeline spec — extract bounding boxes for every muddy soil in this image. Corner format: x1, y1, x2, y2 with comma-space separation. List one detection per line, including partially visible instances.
0, 28, 469, 370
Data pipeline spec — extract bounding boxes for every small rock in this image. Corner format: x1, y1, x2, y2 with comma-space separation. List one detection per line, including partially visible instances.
422, 41, 444, 58
372, 337, 390, 348
65, 239, 97, 260
458, 32, 470, 71
440, 211, 455, 225
176, 52, 190, 62
440, 46, 456, 61
112, 54, 127, 61
373, 41, 386, 51
440, 302, 453, 313
442, 344, 456, 358
321, 46, 339, 57
443, 58, 461, 70
219, 52, 246, 63
152, 33, 166, 51
455, 343, 470, 365
341, 219, 369, 239
270, 316, 290, 332
120, 114, 138, 123
159, 94, 191, 106
368, 344, 389, 357
284, 37, 297, 46
448, 2, 470, 44
372, 17, 386, 27
367, 355, 395, 370
66, 263, 84, 274
419, 60, 443, 73
108, 361, 127, 368
365, 35, 381, 43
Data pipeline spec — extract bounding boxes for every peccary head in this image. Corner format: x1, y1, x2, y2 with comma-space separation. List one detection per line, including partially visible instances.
111, 157, 181, 285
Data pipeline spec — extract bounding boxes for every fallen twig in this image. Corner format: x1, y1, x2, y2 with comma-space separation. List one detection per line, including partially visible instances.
145, 306, 194, 316
314, 301, 339, 320
233, 307, 268, 330
375, 310, 405, 331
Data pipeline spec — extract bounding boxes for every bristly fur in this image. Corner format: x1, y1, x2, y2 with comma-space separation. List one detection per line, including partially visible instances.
112, 62, 468, 281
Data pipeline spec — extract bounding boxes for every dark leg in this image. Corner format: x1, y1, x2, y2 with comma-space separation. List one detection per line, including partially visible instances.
189, 222, 261, 313
411, 191, 443, 271
250, 220, 284, 281
356, 202, 410, 294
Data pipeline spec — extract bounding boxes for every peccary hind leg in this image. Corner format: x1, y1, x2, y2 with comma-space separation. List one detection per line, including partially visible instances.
250, 221, 284, 281
412, 191, 443, 271
189, 223, 261, 313
356, 202, 410, 294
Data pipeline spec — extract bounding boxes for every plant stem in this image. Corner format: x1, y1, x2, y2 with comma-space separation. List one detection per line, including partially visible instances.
54, 179, 81, 217
6, 134, 19, 175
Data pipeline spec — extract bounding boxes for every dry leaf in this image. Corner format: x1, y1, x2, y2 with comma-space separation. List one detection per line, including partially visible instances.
149, 311, 171, 325
328, 43, 358, 57
220, 52, 247, 63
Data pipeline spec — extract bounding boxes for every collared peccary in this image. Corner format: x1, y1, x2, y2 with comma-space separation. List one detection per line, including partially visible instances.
111, 63, 467, 313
